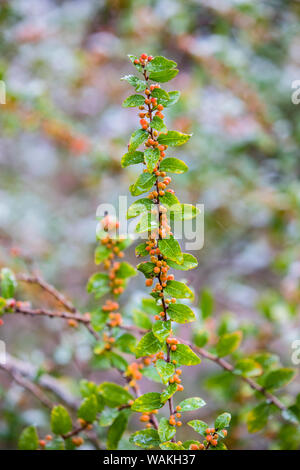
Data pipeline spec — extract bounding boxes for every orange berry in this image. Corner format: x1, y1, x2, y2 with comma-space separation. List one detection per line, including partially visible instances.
45, 435, 52, 441
190, 444, 199, 450
171, 345, 177, 351
176, 421, 182, 427
39, 440, 46, 447
223, 430, 228, 437
176, 406, 181, 411
211, 439, 218, 447
145, 278, 153, 287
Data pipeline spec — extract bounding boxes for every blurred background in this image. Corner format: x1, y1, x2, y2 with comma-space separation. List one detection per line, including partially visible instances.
0, 0, 300, 450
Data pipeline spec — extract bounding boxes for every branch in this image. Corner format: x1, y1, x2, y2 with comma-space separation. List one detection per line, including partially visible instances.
0, 353, 80, 409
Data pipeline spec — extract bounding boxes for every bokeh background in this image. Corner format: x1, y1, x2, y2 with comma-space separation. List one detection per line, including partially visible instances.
1, 0, 300, 450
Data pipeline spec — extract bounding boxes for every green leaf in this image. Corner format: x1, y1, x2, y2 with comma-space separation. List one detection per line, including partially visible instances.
168, 253, 198, 271
216, 331, 243, 358
123, 94, 145, 108
128, 198, 154, 219
158, 237, 183, 263
152, 320, 171, 342
130, 429, 160, 449
51, 405, 72, 435
211, 442, 228, 450
116, 333, 137, 354
130, 173, 156, 196
91, 308, 108, 331
144, 147, 160, 173
131, 392, 163, 412
200, 288, 214, 319
165, 91, 180, 107
193, 329, 209, 348
107, 410, 129, 450
149, 69, 178, 83
137, 262, 156, 279
160, 191, 180, 207
129, 129, 148, 151
46, 436, 65, 450
178, 397, 206, 412
215, 412, 231, 430
142, 298, 161, 315
135, 331, 162, 358
128, 54, 143, 72
159, 157, 188, 173
160, 383, 177, 402
1, 268, 17, 299
169, 204, 200, 221
94, 245, 110, 264
158, 131, 191, 147
160, 441, 184, 450
86, 273, 109, 299
99, 408, 119, 427
115, 261, 136, 279
158, 417, 176, 442
165, 280, 194, 300
133, 309, 152, 329
18, 426, 39, 450
151, 87, 170, 103
135, 242, 149, 257
99, 382, 133, 407
121, 150, 144, 167
234, 358, 263, 378
78, 395, 98, 423
142, 365, 163, 384
150, 116, 167, 132
121, 75, 147, 92
109, 352, 128, 371
263, 368, 296, 390
147, 56, 177, 72
167, 303, 196, 324
170, 344, 201, 366
188, 420, 208, 436
155, 359, 175, 384
135, 212, 159, 233
247, 403, 272, 433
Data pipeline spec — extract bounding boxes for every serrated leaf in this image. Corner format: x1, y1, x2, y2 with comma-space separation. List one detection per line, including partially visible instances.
216, 331, 242, 358
94, 245, 110, 264
151, 87, 170, 103
188, 420, 208, 436
215, 412, 231, 430
129, 129, 148, 151
130, 172, 156, 196
158, 417, 176, 442
160, 383, 177, 402
1, 268, 17, 299
107, 410, 129, 450
147, 56, 177, 72
165, 91, 180, 107
116, 333, 137, 354
169, 204, 200, 221
167, 303, 196, 323
130, 429, 160, 449
165, 280, 194, 300
121, 75, 147, 92
91, 308, 108, 331
78, 394, 98, 423
178, 397, 206, 412
128, 54, 143, 72
200, 288, 214, 319
135, 212, 159, 233
158, 131, 191, 147
149, 69, 179, 83
99, 408, 119, 427
131, 392, 163, 412
123, 94, 145, 108
247, 403, 272, 433
133, 309, 152, 329
152, 320, 171, 342
135, 242, 149, 257
142, 365, 163, 384
51, 405, 72, 435
98, 382, 133, 407
160, 441, 184, 449
121, 150, 144, 167
159, 157, 188, 173
234, 358, 263, 378
144, 147, 160, 173
155, 359, 175, 384
135, 331, 162, 358
150, 116, 167, 132
160, 191, 180, 207
86, 273, 110, 299
168, 253, 198, 271
137, 262, 156, 279
18, 426, 39, 450
170, 344, 201, 366
158, 237, 183, 263
115, 261, 136, 279
263, 368, 296, 390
